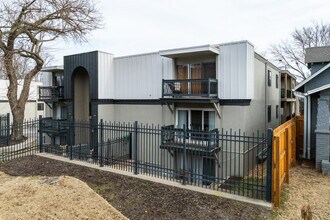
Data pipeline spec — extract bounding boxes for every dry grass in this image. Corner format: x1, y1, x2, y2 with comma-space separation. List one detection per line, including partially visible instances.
274, 166, 330, 220
0, 172, 127, 220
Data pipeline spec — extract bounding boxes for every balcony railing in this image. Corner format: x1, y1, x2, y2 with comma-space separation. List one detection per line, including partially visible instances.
162, 79, 218, 98
41, 117, 68, 135
281, 88, 294, 99
39, 86, 64, 101
160, 125, 220, 155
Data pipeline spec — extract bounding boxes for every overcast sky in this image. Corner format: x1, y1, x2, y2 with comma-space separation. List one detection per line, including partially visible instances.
49, 0, 330, 64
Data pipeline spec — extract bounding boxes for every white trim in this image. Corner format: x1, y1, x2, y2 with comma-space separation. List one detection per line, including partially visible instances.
294, 62, 330, 91
160, 45, 219, 58
305, 84, 330, 95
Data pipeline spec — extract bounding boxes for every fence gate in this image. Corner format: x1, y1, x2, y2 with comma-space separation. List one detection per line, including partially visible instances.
272, 117, 297, 207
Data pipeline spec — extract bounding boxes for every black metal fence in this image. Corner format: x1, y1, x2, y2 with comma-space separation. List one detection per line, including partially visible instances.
0, 118, 39, 161
39, 119, 271, 201
0, 116, 273, 201
0, 113, 10, 146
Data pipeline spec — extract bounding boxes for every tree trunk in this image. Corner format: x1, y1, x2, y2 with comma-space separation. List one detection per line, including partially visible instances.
11, 106, 25, 141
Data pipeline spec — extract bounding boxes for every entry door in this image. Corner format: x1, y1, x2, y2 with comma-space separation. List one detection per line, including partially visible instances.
177, 110, 188, 129
190, 64, 202, 95
177, 65, 188, 94
191, 110, 203, 130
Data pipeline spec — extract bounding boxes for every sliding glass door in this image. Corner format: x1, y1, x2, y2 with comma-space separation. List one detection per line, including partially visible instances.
177, 109, 216, 131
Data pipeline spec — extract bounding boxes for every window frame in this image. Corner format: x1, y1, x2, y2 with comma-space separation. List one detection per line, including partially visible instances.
176, 108, 216, 131
268, 70, 272, 87
276, 74, 279, 89
37, 103, 44, 111
268, 105, 272, 123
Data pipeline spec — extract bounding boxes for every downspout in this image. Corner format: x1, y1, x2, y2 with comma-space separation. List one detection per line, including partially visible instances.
293, 91, 309, 159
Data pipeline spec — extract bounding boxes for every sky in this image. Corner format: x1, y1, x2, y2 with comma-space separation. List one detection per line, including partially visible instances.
48, 0, 330, 65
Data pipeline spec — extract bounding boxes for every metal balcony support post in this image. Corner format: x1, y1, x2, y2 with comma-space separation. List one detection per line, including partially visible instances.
208, 78, 211, 97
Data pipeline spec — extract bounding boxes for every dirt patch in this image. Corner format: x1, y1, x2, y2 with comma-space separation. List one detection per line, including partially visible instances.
0, 172, 126, 220
274, 166, 330, 219
0, 155, 271, 220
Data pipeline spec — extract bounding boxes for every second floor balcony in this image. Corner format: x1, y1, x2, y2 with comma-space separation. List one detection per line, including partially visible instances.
162, 79, 218, 99
39, 86, 64, 102
281, 88, 295, 100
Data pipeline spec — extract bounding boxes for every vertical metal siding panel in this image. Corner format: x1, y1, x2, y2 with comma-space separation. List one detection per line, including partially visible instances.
42, 72, 52, 86
114, 53, 161, 99
98, 52, 114, 99
247, 44, 255, 99
220, 42, 254, 100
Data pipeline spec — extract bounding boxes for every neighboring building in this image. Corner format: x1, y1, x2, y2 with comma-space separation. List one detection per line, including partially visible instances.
0, 79, 45, 121
294, 46, 330, 175
40, 40, 281, 138
280, 70, 298, 123
38, 65, 65, 145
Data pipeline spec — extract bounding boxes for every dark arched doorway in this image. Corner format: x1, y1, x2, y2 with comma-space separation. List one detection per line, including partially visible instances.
72, 67, 90, 145
72, 67, 90, 122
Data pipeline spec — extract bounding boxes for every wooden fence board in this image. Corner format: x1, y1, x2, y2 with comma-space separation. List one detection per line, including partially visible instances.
272, 116, 300, 207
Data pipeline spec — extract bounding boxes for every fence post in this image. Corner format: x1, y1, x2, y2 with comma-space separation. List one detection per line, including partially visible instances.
6, 113, 10, 146
182, 124, 187, 185
39, 115, 43, 153
134, 121, 138, 175
266, 128, 273, 203
100, 119, 104, 167
69, 118, 73, 160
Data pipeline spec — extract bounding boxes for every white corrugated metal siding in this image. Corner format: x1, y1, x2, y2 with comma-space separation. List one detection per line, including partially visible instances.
114, 53, 162, 99
162, 57, 175, 79
98, 52, 114, 99
41, 71, 53, 87
219, 41, 254, 99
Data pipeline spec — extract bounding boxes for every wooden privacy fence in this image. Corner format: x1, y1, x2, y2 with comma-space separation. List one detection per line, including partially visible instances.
272, 116, 301, 207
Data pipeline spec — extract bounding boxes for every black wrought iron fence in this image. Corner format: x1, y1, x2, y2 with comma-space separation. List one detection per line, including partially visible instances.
0, 118, 39, 161
0, 113, 10, 146
39, 119, 272, 201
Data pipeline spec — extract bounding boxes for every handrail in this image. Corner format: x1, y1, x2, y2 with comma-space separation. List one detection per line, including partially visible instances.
162, 78, 218, 98
39, 86, 64, 100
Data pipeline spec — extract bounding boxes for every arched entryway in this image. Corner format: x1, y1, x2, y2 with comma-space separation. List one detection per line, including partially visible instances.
72, 67, 90, 145
72, 67, 90, 122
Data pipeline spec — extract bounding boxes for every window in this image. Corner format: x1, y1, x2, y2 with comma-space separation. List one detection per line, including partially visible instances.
37, 103, 44, 111
177, 109, 215, 131
268, 70, 272, 87
276, 74, 279, 88
276, 105, 279, 119
268, 105, 271, 123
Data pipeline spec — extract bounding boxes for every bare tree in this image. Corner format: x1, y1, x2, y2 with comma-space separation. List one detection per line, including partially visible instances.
0, 0, 102, 141
270, 22, 330, 80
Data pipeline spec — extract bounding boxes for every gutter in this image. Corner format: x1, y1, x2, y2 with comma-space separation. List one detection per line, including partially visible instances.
293, 91, 309, 159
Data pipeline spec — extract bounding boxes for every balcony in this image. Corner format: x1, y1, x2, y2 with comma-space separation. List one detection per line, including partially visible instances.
41, 117, 68, 135
281, 88, 295, 100
162, 79, 218, 100
160, 125, 220, 156
39, 86, 64, 102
